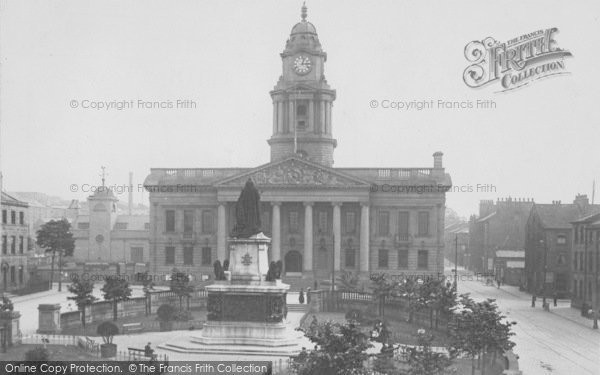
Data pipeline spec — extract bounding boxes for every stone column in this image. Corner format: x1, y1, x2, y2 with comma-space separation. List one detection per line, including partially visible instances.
360, 203, 370, 273
272, 100, 278, 134
271, 202, 281, 262
319, 100, 326, 134
308, 100, 314, 131
278, 102, 284, 133
288, 101, 295, 134
217, 203, 227, 261
326, 102, 332, 134
333, 202, 341, 271
304, 202, 314, 272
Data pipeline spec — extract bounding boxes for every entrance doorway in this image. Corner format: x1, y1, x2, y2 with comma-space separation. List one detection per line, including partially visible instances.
285, 250, 302, 273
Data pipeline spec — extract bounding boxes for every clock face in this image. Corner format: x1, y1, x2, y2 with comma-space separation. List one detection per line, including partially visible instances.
293, 55, 312, 75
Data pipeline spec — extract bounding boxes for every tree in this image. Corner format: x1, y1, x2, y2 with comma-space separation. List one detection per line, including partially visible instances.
97, 321, 118, 344
0, 296, 14, 312
170, 270, 193, 319
36, 219, 75, 292
101, 277, 131, 321
404, 329, 452, 375
67, 277, 97, 333
370, 273, 398, 317
338, 270, 360, 291
292, 320, 372, 375
448, 294, 516, 375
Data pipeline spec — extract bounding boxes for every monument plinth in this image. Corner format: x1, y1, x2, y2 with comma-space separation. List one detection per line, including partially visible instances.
194, 179, 295, 347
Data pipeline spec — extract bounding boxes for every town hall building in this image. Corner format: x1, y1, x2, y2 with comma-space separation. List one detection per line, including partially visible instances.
143, 5, 452, 285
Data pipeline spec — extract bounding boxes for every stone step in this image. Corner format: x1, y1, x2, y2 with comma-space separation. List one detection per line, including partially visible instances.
158, 342, 303, 357
287, 304, 308, 312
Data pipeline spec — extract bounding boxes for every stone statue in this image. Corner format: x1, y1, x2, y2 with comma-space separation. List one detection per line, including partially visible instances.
230, 178, 262, 238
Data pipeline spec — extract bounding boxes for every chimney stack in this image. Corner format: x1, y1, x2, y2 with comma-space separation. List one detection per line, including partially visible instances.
433, 151, 443, 169
128, 172, 133, 215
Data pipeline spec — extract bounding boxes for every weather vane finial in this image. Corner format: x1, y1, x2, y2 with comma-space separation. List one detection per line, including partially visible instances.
301, 2, 307, 21
100, 166, 107, 187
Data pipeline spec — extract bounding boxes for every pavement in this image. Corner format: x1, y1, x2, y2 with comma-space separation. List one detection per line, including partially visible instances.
454, 269, 600, 375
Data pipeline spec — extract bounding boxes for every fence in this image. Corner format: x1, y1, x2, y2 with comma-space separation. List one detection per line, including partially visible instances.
59, 288, 208, 330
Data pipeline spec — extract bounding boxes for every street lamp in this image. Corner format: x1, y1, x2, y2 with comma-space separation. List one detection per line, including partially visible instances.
454, 234, 458, 289
540, 239, 548, 308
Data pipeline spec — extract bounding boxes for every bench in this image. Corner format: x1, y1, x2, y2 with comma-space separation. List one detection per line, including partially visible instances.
128, 347, 156, 360
122, 322, 143, 334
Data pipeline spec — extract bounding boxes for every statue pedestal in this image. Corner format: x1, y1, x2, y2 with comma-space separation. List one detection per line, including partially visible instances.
228, 233, 270, 282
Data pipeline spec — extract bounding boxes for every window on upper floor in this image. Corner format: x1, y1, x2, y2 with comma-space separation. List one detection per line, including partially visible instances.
1, 236, 6, 254
398, 211, 410, 239
557, 253, 566, 265
318, 211, 328, 234
10, 211, 16, 225
418, 212, 429, 236
10, 236, 16, 254
556, 234, 567, 245
183, 246, 194, 265
183, 210, 194, 235
378, 211, 390, 236
345, 245, 355, 268
19, 212, 24, 225
130, 247, 144, 263
19, 236, 24, 254
289, 211, 299, 233
77, 222, 90, 230
202, 210, 214, 234
1, 210, 6, 224
345, 212, 356, 234
114, 222, 128, 230
574, 226, 579, 244
165, 210, 175, 232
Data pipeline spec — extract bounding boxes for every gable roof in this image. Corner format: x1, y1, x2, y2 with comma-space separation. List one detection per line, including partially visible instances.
1, 191, 28, 207
534, 203, 600, 229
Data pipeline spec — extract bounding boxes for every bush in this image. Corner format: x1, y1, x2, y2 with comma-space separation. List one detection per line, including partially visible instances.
345, 309, 362, 322
156, 304, 177, 322
175, 309, 192, 321
97, 321, 119, 344
25, 346, 50, 361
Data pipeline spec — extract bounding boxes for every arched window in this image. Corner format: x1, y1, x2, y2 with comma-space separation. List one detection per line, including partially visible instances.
285, 250, 302, 273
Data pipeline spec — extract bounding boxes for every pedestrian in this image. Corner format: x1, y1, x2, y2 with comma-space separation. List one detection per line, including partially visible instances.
531, 295, 536, 308
299, 288, 305, 304
306, 287, 311, 304
553, 292, 558, 307
144, 342, 153, 358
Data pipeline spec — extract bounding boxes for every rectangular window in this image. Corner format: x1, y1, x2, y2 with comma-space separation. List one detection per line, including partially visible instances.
418, 212, 429, 236
165, 210, 175, 232
574, 226, 579, 244
10, 236, 16, 254
398, 248, 408, 268
10, 211, 15, 225
378, 249, 389, 268
19, 236, 24, 254
398, 211, 409, 239
18, 268, 23, 284
1, 210, 6, 224
345, 212, 356, 234
378, 211, 390, 236
165, 246, 175, 265
202, 247, 212, 266
318, 211, 328, 234
1, 236, 6, 254
183, 210, 194, 235
289, 211, 299, 233
114, 222, 128, 230
19, 212, 24, 225
345, 247, 355, 267
77, 222, 90, 229
183, 246, 194, 265
418, 250, 429, 269
556, 234, 567, 245
130, 247, 144, 263
202, 210, 214, 234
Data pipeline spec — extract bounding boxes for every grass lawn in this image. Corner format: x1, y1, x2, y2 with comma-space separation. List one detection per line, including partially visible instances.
60, 308, 207, 337
0, 344, 97, 361
306, 312, 451, 346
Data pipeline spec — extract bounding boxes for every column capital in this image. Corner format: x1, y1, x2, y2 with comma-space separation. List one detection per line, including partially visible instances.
360, 201, 370, 208
331, 202, 343, 208
303, 201, 314, 207
270, 201, 282, 207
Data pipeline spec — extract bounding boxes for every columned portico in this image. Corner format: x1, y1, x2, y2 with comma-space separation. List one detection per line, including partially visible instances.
217, 203, 227, 261
271, 202, 281, 262
332, 202, 341, 272
303, 202, 313, 273
360, 202, 370, 273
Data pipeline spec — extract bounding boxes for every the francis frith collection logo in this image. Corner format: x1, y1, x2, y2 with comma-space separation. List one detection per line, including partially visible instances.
463, 28, 572, 92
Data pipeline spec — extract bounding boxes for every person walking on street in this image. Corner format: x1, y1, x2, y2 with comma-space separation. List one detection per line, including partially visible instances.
299, 288, 305, 304
553, 292, 558, 307
531, 295, 536, 307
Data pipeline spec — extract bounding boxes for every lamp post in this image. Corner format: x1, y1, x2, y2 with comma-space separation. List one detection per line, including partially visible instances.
454, 234, 458, 289
540, 239, 548, 308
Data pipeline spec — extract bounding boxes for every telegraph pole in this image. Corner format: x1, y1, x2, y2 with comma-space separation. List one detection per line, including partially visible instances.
454, 234, 458, 289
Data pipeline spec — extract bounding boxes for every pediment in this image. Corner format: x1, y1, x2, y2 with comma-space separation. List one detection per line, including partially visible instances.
215, 157, 369, 188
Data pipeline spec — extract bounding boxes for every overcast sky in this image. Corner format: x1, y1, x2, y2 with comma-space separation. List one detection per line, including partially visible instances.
1, 0, 598, 217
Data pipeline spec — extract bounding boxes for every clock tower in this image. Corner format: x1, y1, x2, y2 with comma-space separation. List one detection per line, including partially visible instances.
268, 3, 337, 167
